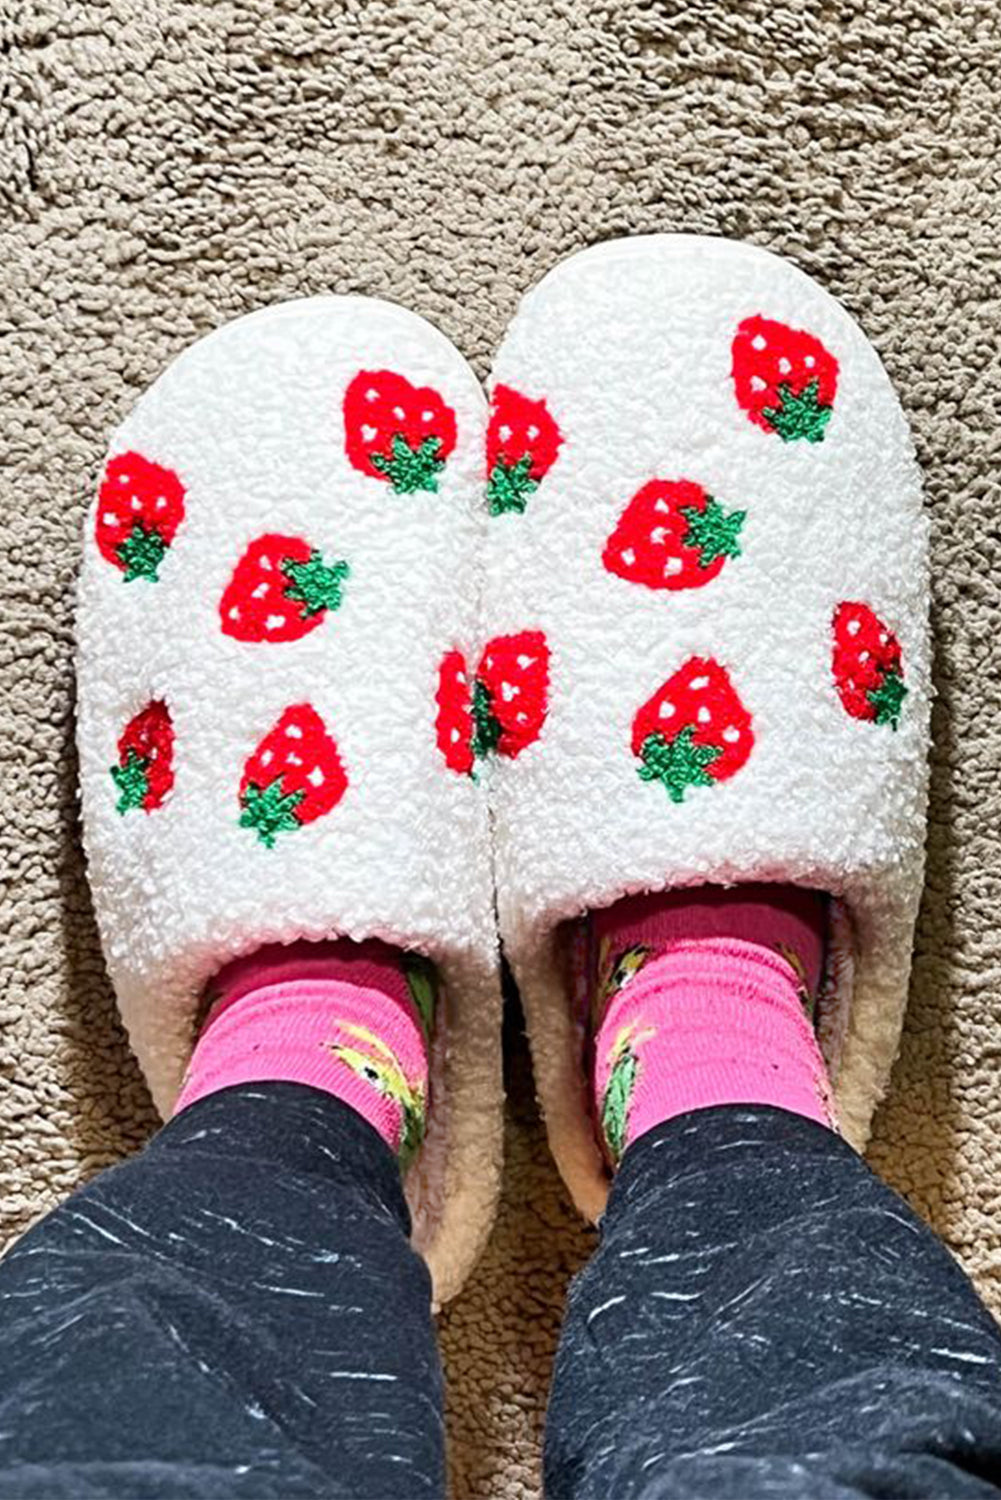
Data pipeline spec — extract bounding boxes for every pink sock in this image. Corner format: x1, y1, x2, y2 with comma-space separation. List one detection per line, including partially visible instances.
174, 939, 435, 1168
590, 886, 834, 1164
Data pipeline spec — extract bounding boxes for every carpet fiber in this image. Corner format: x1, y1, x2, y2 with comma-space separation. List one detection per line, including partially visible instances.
2, 3, 1000, 1495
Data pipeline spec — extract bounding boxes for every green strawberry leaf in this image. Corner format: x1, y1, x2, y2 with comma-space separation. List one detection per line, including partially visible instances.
762, 379, 833, 444
370, 434, 445, 494
601, 1050, 639, 1164
471, 678, 503, 760
868, 669, 907, 730
239, 780, 306, 848
638, 726, 722, 804
111, 748, 150, 814
487, 455, 538, 516
282, 551, 350, 618
402, 953, 438, 1041
116, 523, 167, 582
680, 496, 746, 567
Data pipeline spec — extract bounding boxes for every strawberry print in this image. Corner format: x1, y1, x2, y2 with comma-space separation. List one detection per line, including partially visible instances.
111, 701, 175, 815
632, 658, 753, 804
476, 631, 550, 759
603, 479, 745, 591
96, 452, 186, 581
435, 650, 476, 776
435, 631, 551, 775
239, 704, 347, 847
832, 602, 907, 729
343, 370, 457, 494
731, 315, 839, 444
219, 533, 350, 644
485, 384, 563, 515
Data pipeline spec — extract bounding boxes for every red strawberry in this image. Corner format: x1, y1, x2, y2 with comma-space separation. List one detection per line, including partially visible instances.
632, 658, 753, 803
435, 650, 476, 776
474, 631, 550, 760
96, 452, 186, 581
111, 701, 175, 814
343, 370, 457, 494
731, 315, 839, 444
485, 384, 563, 515
832, 602, 907, 729
219, 533, 350, 644
603, 479, 745, 591
239, 704, 347, 847
434, 631, 550, 774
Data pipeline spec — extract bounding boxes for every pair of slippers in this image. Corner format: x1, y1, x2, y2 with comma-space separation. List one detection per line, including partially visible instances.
76, 235, 930, 1305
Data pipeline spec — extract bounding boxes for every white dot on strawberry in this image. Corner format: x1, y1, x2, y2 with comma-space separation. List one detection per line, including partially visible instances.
723, 726, 740, 743
307, 766, 324, 786
261, 750, 273, 765
859, 650, 870, 662
501, 682, 518, 702
118, 473, 129, 484
101, 512, 117, 526
155, 497, 167, 509
697, 706, 712, 724
805, 355, 816, 368
131, 496, 142, 511
252, 583, 268, 599
658, 702, 674, 719
365, 389, 378, 402
664, 557, 682, 576
392, 406, 405, 420
779, 358, 792, 374
622, 548, 636, 566
421, 410, 434, 421
690, 675, 709, 690
751, 376, 766, 391
287, 753, 302, 767
516, 654, 533, 669
361, 424, 378, 442
752, 334, 767, 351
285, 725, 303, 739
498, 424, 512, 442
847, 619, 860, 635
527, 425, 539, 440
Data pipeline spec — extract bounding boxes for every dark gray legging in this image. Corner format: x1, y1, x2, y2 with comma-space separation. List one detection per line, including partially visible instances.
0, 1084, 999, 1498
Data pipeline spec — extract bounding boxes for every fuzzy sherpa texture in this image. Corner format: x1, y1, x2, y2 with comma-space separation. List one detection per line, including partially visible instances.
75, 296, 503, 1304
4, 8, 1001, 1496
485, 235, 931, 1221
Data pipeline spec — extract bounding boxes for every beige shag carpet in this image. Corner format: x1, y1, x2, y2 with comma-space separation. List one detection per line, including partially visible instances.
2, 2, 1001, 1495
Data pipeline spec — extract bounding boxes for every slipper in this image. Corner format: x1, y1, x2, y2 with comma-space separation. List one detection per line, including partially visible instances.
482, 235, 930, 1220
76, 296, 502, 1303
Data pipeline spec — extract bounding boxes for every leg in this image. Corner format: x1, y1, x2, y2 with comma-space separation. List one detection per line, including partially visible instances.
546, 1105, 1001, 1499
0, 1082, 444, 1499
544, 887, 1001, 1499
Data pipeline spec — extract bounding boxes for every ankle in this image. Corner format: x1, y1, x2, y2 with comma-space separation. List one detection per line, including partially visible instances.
589, 887, 834, 1165
175, 940, 436, 1169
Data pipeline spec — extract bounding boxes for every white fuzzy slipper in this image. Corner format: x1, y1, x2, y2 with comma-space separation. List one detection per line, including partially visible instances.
483, 235, 930, 1220
76, 296, 501, 1303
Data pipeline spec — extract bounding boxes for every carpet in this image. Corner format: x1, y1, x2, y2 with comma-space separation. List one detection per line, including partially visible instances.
2, 2, 1000, 1495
